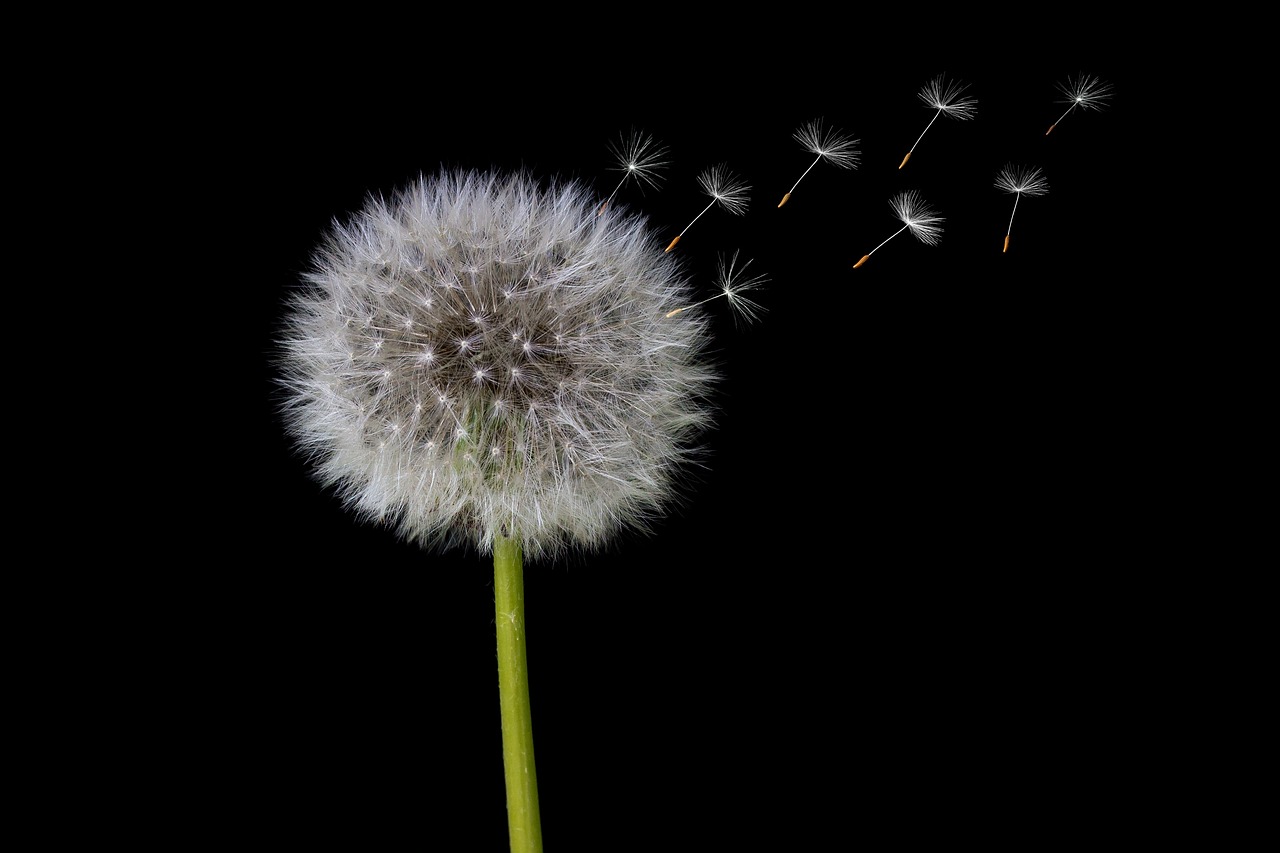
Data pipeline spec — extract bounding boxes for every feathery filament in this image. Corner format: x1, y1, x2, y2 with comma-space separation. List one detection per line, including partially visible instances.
665, 164, 750, 252
664, 251, 767, 327
900, 73, 977, 169
852, 190, 944, 267
1046, 73, 1113, 135
778, 119, 860, 208
994, 164, 1049, 252
598, 129, 669, 215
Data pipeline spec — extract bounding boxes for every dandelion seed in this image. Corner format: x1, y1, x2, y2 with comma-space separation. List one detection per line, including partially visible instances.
598, 129, 669, 215
899, 74, 977, 169
778, 118, 860, 208
994, 164, 1049, 253
852, 190, 943, 268
665, 251, 767, 327
664, 164, 750, 252
1046, 73, 1113, 135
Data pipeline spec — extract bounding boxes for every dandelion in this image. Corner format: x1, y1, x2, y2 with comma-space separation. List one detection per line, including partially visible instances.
665, 251, 768, 327
777, 118, 860, 208
279, 170, 715, 556
899, 73, 977, 169
852, 190, 944, 268
994, 164, 1049, 252
1046, 73, 1113, 135
597, 129, 669, 215
278, 168, 719, 853
664, 164, 750, 252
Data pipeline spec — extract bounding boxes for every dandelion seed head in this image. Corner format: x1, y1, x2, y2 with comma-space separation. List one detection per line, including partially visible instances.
995, 164, 1049, 197
278, 169, 718, 559
890, 190, 945, 245
918, 74, 978, 120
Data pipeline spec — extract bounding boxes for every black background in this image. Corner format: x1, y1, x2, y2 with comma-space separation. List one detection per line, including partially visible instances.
219, 39, 1142, 850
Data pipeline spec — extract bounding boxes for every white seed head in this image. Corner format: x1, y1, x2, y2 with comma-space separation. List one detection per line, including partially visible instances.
890, 190, 945, 245
1056, 73, 1113, 110
918, 74, 978, 120
994, 164, 1050, 197
696, 164, 751, 216
278, 169, 718, 559
793, 119, 861, 170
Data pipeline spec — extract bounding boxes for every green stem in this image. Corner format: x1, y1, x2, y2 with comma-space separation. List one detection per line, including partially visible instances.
494, 535, 542, 853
